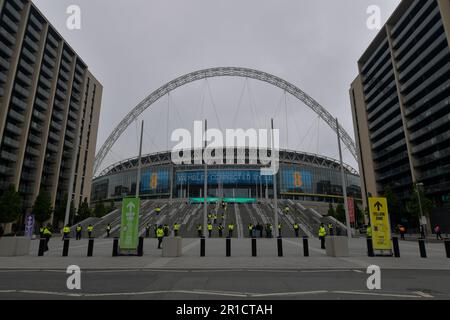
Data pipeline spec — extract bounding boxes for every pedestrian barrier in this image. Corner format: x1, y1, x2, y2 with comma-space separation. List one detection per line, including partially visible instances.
445, 240, 450, 258
38, 238, 46, 256
226, 238, 231, 257
366, 237, 374, 257
112, 238, 119, 257
62, 239, 70, 257
87, 239, 94, 257
277, 237, 283, 257
200, 237, 205, 257
303, 237, 309, 257
393, 237, 400, 257
418, 239, 427, 258
251, 238, 257, 257
137, 237, 144, 257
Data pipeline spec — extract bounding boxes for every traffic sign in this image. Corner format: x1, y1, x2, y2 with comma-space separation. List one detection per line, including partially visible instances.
119, 197, 140, 250
368, 197, 392, 252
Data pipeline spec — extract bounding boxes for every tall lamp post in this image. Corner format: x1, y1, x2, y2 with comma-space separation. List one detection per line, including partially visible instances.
415, 182, 425, 235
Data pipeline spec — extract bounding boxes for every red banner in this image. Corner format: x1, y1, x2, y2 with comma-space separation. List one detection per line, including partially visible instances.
347, 197, 355, 224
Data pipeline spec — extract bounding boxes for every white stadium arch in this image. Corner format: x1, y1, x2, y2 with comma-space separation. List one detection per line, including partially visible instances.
94, 67, 357, 175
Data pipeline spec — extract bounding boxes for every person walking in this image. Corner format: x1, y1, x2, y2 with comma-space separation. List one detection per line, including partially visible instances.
399, 225, 406, 240
218, 224, 223, 238
145, 223, 151, 238
293, 223, 300, 238
435, 225, 443, 240
248, 223, 254, 238
318, 223, 327, 249
197, 224, 203, 238
76, 225, 82, 240
156, 225, 164, 249
106, 224, 111, 237
43, 224, 52, 252
163, 224, 169, 237
420, 225, 425, 239
278, 223, 282, 238
87, 224, 94, 238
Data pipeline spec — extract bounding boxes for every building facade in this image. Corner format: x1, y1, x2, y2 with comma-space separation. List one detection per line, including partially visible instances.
350, 0, 450, 210
91, 149, 361, 205
0, 0, 102, 216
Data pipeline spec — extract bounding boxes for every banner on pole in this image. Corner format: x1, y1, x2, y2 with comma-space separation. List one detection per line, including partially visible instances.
368, 197, 392, 252
347, 197, 355, 224
119, 197, 140, 250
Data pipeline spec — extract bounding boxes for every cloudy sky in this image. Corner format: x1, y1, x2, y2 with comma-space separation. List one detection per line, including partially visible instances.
33, 0, 401, 173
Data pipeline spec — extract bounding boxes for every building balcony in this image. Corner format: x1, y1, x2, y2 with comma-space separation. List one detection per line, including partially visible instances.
0, 150, 18, 162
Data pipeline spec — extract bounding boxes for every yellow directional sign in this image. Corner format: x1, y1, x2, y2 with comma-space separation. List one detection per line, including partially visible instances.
368, 197, 392, 252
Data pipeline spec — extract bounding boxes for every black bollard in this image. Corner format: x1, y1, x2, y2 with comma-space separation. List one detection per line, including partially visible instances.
303, 237, 309, 257
200, 237, 205, 257
137, 237, 144, 256
418, 239, 427, 258
112, 238, 119, 257
445, 240, 450, 258
38, 238, 46, 256
252, 238, 257, 257
367, 238, 374, 257
87, 238, 94, 257
277, 237, 283, 257
62, 239, 70, 257
226, 238, 231, 257
393, 237, 400, 258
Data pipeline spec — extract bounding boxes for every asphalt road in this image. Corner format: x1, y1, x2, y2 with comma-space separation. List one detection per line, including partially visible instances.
0, 269, 449, 300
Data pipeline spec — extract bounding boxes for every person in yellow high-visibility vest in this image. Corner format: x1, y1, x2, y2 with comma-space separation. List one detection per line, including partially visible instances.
173, 223, 180, 237
156, 225, 164, 249
248, 224, 254, 237
87, 224, 94, 238
62, 225, 70, 240
366, 224, 372, 238
197, 224, 203, 238
207, 223, 213, 238
318, 223, 327, 249
43, 225, 52, 252
76, 225, 82, 240
293, 223, 300, 238
228, 223, 234, 238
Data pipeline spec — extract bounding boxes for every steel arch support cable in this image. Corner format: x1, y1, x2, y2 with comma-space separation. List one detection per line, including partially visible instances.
94, 67, 357, 175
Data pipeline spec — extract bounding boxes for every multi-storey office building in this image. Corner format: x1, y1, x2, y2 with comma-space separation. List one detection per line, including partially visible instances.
350, 0, 450, 213
0, 0, 102, 218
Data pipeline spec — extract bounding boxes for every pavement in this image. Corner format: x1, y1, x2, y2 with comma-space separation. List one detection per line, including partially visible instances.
0, 237, 449, 300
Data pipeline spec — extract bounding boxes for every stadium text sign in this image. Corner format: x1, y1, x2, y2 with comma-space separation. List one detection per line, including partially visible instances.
120, 197, 140, 250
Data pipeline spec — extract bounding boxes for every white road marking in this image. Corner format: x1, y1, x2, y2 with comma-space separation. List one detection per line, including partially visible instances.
413, 291, 434, 298
252, 290, 328, 297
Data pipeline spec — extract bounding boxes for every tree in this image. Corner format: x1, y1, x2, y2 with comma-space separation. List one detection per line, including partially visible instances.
53, 194, 75, 226
0, 185, 22, 224
93, 202, 106, 218
107, 200, 116, 214
76, 198, 91, 222
406, 185, 433, 223
33, 191, 52, 226
327, 203, 335, 217
335, 204, 346, 223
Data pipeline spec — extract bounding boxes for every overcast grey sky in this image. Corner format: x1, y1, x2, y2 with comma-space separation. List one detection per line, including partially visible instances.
33, 0, 401, 172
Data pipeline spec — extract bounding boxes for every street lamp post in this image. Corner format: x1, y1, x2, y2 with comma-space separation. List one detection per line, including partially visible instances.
415, 182, 425, 235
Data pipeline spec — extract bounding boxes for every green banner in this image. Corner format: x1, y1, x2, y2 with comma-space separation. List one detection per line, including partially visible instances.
120, 197, 140, 250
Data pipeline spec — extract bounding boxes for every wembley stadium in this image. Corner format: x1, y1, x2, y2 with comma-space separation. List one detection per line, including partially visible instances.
91, 148, 361, 204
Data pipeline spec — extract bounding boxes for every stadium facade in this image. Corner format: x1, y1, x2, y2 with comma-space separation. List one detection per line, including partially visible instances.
91, 149, 362, 205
